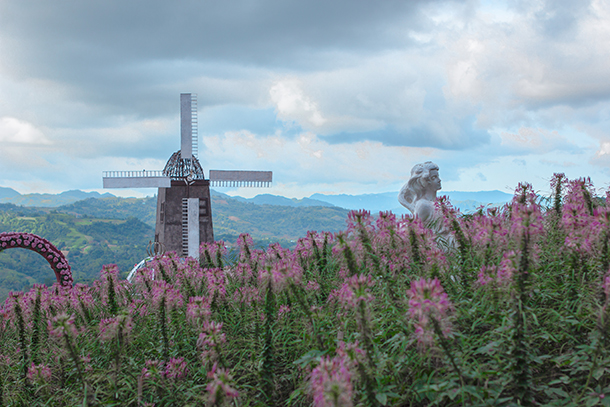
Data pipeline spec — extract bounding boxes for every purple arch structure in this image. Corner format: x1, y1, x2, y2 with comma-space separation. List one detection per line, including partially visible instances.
0, 232, 73, 288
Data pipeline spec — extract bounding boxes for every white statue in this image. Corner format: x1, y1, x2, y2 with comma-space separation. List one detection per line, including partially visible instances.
398, 161, 442, 224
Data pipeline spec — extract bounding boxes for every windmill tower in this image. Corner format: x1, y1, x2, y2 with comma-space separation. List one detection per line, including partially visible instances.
103, 93, 272, 258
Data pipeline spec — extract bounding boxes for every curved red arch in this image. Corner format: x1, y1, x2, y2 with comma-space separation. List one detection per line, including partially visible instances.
0, 232, 73, 288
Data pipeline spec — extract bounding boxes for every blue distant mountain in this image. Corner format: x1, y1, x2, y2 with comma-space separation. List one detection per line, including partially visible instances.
0, 189, 115, 207
308, 190, 513, 214
0, 186, 513, 213
214, 190, 513, 214
211, 191, 336, 208
0, 187, 20, 200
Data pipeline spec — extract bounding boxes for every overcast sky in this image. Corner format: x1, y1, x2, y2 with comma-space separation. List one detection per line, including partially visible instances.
1, 0, 609, 199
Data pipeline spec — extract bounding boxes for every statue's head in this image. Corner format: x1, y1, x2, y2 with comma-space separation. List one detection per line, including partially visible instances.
408, 161, 441, 199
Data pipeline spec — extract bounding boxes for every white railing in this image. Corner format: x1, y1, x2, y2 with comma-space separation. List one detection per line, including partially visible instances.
103, 170, 165, 178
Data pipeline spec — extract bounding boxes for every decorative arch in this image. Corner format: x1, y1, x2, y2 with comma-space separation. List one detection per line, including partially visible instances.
0, 232, 73, 288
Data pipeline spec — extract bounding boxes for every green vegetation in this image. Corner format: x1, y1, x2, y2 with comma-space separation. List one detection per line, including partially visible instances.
1, 175, 609, 405
212, 195, 349, 245
0, 195, 350, 301
0, 206, 152, 301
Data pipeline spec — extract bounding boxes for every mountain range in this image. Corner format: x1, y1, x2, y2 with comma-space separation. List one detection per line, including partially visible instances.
0, 188, 114, 207
0, 186, 514, 213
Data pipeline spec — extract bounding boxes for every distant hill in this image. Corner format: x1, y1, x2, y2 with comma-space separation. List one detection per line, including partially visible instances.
0, 189, 115, 207
212, 190, 335, 208
0, 187, 20, 199
55, 192, 350, 242
309, 190, 513, 214
211, 194, 349, 243
0, 186, 514, 213
0, 207, 153, 301
59, 197, 158, 227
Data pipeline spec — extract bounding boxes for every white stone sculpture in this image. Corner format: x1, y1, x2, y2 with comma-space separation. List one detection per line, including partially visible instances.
398, 161, 442, 224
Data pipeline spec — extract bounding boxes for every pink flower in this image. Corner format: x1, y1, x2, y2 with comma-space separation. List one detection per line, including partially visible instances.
186, 296, 211, 327
407, 278, 453, 348
197, 321, 226, 366
237, 233, 254, 263
497, 251, 517, 285
510, 183, 545, 241
206, 268, 227, 301
200, 241, 228, 266
306, 280, 321, 292
71, 283, 94, 318
231, 287, 260, 306
48, 313, 78, 340
164, 357, 188, 381
336, 275, 375, 309
151, 281, 183, 312
562, 178, 602, 255
476, 265, 495, 286
206, 363, 239, 404
27, 362, 52, 384
98, 311, 133, 343
278, 305, 291, 319
310, 355, 354, 407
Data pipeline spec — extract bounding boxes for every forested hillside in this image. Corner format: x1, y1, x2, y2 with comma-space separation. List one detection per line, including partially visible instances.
0, 195, 351, 301
0, 205, 153, 301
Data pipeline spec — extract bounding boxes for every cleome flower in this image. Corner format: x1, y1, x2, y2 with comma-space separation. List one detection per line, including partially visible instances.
309, 354, 354, 407
334, 274, 375, 309
206, 362, 239, 405
98, 310, 133, 343
406, 278, 453, 348
27, 362, 52, 384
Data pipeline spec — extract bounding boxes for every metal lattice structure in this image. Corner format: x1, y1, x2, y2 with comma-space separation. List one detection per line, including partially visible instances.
162, 151, 206, 181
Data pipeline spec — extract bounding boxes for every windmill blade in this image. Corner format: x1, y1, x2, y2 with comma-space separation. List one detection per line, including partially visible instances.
180, 93, 197, 159
103, 171, 170, 188
209, 170, 272, 187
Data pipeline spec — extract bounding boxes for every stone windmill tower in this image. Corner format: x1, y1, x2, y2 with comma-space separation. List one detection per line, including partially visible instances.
103, 93, 272, 258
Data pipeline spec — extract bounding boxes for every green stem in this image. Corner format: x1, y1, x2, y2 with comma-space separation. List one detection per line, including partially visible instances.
261, 279, 276, 406
431, 317, 465, 407
357, 300, 378, 407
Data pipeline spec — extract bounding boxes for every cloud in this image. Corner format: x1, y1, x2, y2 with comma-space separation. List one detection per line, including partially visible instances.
199, 129, 439, 194
499, 127, 578, 154
443, 0, 610, 114
270, 79, 327, 129
0, 117, 51, 144
1, 0, 610, 198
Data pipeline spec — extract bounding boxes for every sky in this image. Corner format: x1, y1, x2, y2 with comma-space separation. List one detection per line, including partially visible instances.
0, 0, 609, 199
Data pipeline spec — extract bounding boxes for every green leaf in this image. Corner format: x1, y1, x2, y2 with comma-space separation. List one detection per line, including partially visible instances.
293, 349, 327, 368
476, 341, 499, 355
544, 387, 569, 398
593, 367, 606, 380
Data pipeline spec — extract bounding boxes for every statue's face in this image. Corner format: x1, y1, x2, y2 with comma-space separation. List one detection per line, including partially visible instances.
428, 169, 441, 191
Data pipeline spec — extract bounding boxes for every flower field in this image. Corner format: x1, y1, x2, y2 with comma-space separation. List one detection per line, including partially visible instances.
1, 174, 610, 406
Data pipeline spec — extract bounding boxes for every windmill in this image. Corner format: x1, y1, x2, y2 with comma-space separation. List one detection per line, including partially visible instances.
103, 93, 272, 258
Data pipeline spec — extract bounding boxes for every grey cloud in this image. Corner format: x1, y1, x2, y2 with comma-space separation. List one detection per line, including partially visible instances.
532, 0, 593, 39
322, 118, 490, 150
0, 0, 454, 74
0, 0, 463, 121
